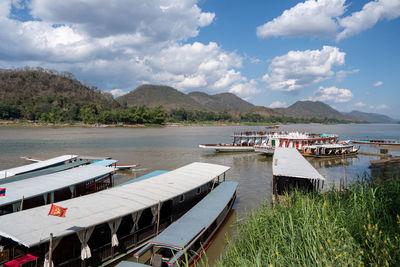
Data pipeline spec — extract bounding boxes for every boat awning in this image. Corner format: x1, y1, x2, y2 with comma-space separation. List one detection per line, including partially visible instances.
0, 165, 114, 207
149, 181, 237, 250
273, 148, 325, 181
0, 162, 230, 248
0, 155, 78, 179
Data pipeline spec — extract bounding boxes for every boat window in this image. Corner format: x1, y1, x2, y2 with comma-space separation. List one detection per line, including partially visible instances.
196, 187, 201, 195
180, 194, 185, 202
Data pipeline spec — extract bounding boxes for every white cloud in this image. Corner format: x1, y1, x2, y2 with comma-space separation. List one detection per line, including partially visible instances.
0, 0, 260, 97
373, 81, 383, 87
336, 68, 359, 82
256, 0, 400, 41
370, 104, 390, 110
229, 79, 261, 98
268, 101, 288, 108
109, 89, 127, 98
337, 0, 400, 41
263, 46, 345, 92
307, 86, 354, 103
257, 0, 346, 39
354, 102, 366, 107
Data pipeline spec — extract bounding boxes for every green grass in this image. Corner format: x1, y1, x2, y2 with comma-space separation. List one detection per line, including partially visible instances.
217, 175, 400, 267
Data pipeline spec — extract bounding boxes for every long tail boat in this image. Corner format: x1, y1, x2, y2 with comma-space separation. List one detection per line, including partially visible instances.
130, 181, 238, 267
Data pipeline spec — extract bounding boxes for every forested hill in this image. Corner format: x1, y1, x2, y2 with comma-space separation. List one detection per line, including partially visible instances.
0, 68, 118, 121
2, 68, 394, 125
276, 101, 357, 122
116, 84, 255, 112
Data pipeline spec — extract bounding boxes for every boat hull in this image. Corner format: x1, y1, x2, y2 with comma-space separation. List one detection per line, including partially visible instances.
199, 144, 254, 152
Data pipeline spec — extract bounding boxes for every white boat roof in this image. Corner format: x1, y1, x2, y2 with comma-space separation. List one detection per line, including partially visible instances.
0, 162, 230, 248
0, 165, 114, 207
0, 155, 78, 179
273, 148, 325, 181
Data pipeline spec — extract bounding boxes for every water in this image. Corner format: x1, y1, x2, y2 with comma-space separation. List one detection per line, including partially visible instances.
0, 124, 399, 265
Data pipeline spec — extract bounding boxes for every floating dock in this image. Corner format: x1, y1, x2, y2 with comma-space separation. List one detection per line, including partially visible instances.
272, 147, 325, 195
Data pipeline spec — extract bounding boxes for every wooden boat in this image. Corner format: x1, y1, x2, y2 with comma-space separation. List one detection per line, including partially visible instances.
272, 147, 325, 196
1, 155, 79, 179
115, 163, 139, 170
0, 162, 230, 267
352, 139, 400, 146
301, 144, 359, 158
0, 162, 115, 216
199, 131, 270, 152
131, 181, 238, 267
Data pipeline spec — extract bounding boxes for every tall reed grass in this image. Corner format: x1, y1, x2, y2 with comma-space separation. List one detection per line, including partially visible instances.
217, 175, 400, 266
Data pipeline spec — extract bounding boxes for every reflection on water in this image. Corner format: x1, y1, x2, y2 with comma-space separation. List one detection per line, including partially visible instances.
1, 124, 400, 266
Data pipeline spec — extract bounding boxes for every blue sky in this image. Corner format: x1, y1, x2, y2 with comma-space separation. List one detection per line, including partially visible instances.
1, 0, 399, 118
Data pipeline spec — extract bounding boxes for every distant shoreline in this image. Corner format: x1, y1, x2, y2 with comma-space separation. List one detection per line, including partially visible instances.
0, 120, 277, 128
0, 119, 382, 128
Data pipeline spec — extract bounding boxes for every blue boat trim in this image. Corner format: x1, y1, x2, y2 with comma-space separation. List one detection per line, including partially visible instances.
89, 159, 118, 167
116, 170, 168, 187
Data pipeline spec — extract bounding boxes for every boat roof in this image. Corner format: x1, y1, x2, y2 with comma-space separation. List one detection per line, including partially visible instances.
115, 170, 168, 187
0, 162, 230, 247
0, 155, 78, 179
149, 181, 237, 250
89, 159, 118, 167
0, 165, 114, 207
0, 160, 89, 185
273, 148, 325, 181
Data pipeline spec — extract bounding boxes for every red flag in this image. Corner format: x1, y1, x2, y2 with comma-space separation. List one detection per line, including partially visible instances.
0, 188, 5, 196
48, 203, 67, 217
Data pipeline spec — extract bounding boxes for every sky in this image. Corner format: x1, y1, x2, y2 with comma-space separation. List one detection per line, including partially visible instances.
1, 0, 400, 118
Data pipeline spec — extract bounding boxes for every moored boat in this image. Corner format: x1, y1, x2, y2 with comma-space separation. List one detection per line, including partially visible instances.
255, 131, 339, 156
352, 139, 400, 146
0, 162, 230, 267
301, 143, 359, 157
131, 181, 238, 267
199, 131, 270, 152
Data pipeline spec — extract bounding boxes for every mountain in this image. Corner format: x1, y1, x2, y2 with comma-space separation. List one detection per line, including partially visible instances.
346, 110, 398, 123
117, 84, 255, 112
188, 91, 254, 111
0, 68, 117, 107
276, 101, 357, 121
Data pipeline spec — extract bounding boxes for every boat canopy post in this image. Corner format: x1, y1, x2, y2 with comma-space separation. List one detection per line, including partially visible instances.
44, 234, 62, 267
223, 172, 226, 181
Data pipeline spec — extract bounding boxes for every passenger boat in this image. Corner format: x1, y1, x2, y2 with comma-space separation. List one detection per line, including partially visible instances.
0, 161, 116, 216
0, 162, 230, 267
115, 163, 139, 170
272, 147, 325, 196
131, 181, 238, 267
301, 144, 359, 157
199, 131, 270, 152
0, 155, 79, 179
254, 131, 339, 155
352, 139, 400, 146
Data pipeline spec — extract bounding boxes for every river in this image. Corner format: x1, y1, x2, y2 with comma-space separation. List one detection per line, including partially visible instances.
0, 124, 399, 265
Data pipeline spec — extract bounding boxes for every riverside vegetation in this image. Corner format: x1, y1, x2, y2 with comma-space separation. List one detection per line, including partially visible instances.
0, 68, 363, 126
217, 174, 400, 266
